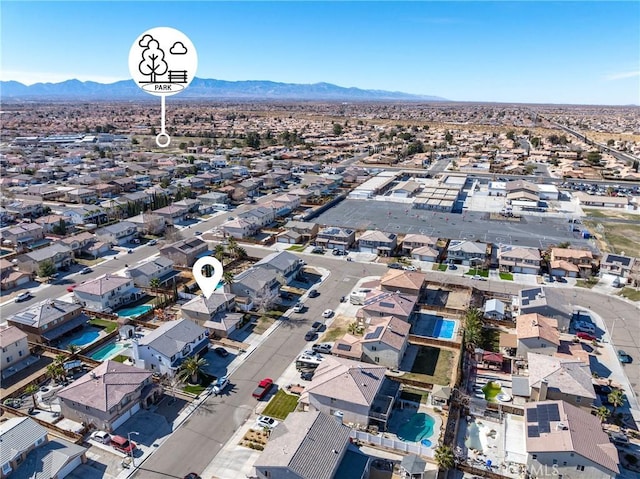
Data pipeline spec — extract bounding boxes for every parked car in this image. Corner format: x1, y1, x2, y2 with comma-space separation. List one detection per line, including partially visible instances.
14, 292, 32, 303
148, 239, 158, 246
388, 263, 403, 269
308, 289, 320, 298
471, 275, 486, 281
80, 267, 93, 274
332, 249, 348, 256
304, 330, 317, 341
183, 474, 202, 479
448, 263, 458, 270
252, 378, 274, 399
214, 347, 229, 357
127, 249, 133, 254
575, 321, 595, 334
322, 309, 333, 318
617, 350, 632, 364
212, 375, 229, 395
256, 415, 279, 430
403, 265, 418, 271
610, 431, 629, 444
66, 284, 78, 293
110, 435, 136, 454
300, 370, 315, 381
91, 430, 111, 444
312, 321, 324, 331
576, 332, 596, 341
311, 247, 325, 254
293, 302, 304, 313
312, 343, 332, 354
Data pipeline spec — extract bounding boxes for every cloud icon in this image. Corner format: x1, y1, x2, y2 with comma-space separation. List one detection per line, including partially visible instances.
138, 34, 154, 48
170, 41, 188, 55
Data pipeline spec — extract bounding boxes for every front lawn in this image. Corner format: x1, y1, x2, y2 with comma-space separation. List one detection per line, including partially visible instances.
499, 272, 513, 281
261, 389, 299, 420
433, 264, 447, 271
89, 318, 118, 333
286, 244, 306, 252
182, 374, 214, 395
576, 278, 599, 289
466, 269, 489, 277
618, 287, 640, 302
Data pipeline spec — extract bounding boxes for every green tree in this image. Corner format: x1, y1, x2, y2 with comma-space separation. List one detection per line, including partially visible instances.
608, 388, 625, 415
586, 151, 602, 165
46, 363, 65, 383
444, 130, 454, 144
606, 139, 615, 146
52, 218, 67, 235
24, 384, 40, 409
463, 307, 483, 351
67, 344, 80, 355
38, 260, 57, 279
177, 356, 208, 385
245, 131, 261, 149
506, 130, 516, 140
214, 244, 226, 265
149, 278, 161, 291
531, 137, 541, 148
595, 405, 610, 423
332, 123, 343, 136
223, 270, 235, 285
435, 444, 455, 470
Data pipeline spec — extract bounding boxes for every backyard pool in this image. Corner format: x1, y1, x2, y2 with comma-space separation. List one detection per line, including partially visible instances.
415, 313, 457, 340
117, 304, 152, 318
58, 328, 101, 348
90, 342, 128, 361
397, 412, 436, 443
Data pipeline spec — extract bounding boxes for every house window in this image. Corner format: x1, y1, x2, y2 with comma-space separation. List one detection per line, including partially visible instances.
375, 357, 379, 363
330, 398, 336, 403
18, 350, 23, 357
532, 455, 537, 460
371, 346, 377, 351
35, 436, 45, 446
576, 465, 584, 471
562, 462, 567, 466
552, 459, 557, 465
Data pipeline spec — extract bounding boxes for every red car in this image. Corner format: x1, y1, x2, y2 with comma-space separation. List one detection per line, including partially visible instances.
577, 332, 596, 341
66, 284, 78, 293
252, 378, 273, 399
110, 435, 136, 454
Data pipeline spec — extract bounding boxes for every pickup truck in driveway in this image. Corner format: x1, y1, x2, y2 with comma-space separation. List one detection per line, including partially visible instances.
252, 378, 273, 399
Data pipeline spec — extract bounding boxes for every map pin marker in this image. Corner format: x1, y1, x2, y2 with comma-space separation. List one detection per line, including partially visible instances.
192, 256, 223, 299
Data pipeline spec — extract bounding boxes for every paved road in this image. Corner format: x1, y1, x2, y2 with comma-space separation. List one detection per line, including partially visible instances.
132, 258, 386, 479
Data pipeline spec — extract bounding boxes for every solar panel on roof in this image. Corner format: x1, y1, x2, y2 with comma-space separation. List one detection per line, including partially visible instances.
337, 344, 352, 351
548, 403, 560, 421
364, 326, 384, 340
538, 423, 550, 434
379, 302, 395, 309
527, 408, 538, 422
528, 426, 539, 437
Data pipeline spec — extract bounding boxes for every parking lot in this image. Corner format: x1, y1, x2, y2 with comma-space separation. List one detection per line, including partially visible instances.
313, 200, 596, 251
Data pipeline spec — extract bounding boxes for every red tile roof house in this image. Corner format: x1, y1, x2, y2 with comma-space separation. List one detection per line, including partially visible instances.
56, 360, 161, 432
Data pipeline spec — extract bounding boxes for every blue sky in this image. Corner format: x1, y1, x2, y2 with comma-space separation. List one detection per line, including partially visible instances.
1, 1, 638, 105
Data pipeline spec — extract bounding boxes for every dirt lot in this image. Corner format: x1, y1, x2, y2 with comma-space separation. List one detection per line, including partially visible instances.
584, 220, 640, 258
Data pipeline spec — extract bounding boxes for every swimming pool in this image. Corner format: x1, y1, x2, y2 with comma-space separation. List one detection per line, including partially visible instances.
432, 318, 455, 340
415, 313, 456, 340
58, 328, 101, 348
90, 342, 126, 361
116, 304, 152, 318
397, 413, 436, 443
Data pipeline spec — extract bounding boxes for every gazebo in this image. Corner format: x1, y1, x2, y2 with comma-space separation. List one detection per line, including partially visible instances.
430, 384, 452, 408
400, 454, 427, 479
482, 351, 504, 370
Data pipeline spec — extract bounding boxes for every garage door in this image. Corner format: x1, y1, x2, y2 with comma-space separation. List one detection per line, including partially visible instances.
57, 454, 82, 479
111, 402, 141, 430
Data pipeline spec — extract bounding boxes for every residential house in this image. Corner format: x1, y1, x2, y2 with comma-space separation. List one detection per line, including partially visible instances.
516, 313, 560, 357
66, 188, 98, 204
132, 319, 209, 376
14, 243, 73, 275
159, 238, 208, 267
401, 234, 439, 256
173, 199, 201, 214
276, 229, 303, 244
61, 206, 107, 225
358, 230, 397, 256
7, 299, 88, 345
550, 248, 594, 278
524, 400, 619, 479
95, 221, 138, 246
125, 257, 177, 288
127, 213, 166, 236
498, 245, 542, 275
379, 269, 426, 297
239, 206, 276, 228
57, 360, 161, 432
5, 200, 43, 218
521, 353, 596, 409
359, 290, 418, 323
316, 227, 356, 251
333, 316, 410, 369
198, 191, 229, 207
35, 214, 72, 233
283, 220, 319, 242
222, 217, 259, 239
2, 223, 44, 248
253, 251, 303, 284
253, 411, 368, 479
180, 292, 241, 338
446, 240, 489, 266
517, 287, 572, 329
0, 258, 31, 290
153, 204, 190, 225
599, 253, 635, 278
483, 298, 507, 321
110, 178, 136, 192
411, 245, 440, 263
0, 417, 87, 479
300, 356, 398, 431
73, 275, 139, 313
230, 268, 281, 309
0, 326, 30, 377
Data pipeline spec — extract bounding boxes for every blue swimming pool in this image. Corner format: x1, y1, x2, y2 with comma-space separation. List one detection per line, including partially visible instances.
432, 318, 456, 340
398, 413, 436, 443
415, 313, 457, 340
116, 304, 152, 318
59, 328, 101, 348
90, 342, 126, 361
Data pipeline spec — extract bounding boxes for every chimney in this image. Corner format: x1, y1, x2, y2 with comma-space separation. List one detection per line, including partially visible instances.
539, 380, 548, 401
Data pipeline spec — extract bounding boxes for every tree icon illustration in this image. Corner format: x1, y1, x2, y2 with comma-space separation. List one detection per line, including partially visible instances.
138, 35, 168, 83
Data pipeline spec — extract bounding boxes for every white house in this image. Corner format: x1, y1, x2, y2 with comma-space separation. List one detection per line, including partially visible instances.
95, 221, 138, 246
0, 326, 30, 378
132, 319, 209, 377
125, 257, 177, 288
516, 313, 560, 357
72, 275, 139, 313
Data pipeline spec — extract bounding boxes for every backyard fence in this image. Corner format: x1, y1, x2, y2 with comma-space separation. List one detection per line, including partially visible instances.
0, 404, 86, 444
408, 334, 462, 348
350, 429, 435, 459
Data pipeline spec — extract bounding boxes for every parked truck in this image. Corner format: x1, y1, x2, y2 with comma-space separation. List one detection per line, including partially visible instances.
252, 378, 273, 399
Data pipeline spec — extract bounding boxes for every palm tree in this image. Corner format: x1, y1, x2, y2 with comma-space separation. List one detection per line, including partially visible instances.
24, 384, 39, 410
177, 356, 208, 385
149, 278, 161, 292
67, 344, 80, 356
595, 405, 610, 423
435, 444, 455, 471
463, 307, 483, 351
213, 244, 226, 265
347, 321, 363, 336
608, 388, 625, 415
46, 363, 65, 383
234, 246, 248, 260
223, 270, 235, 285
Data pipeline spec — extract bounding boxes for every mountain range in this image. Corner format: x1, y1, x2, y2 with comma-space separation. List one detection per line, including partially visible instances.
0, 78, 447, 101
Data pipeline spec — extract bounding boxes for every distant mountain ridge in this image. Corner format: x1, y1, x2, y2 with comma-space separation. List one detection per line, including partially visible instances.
0, 78, 448, 101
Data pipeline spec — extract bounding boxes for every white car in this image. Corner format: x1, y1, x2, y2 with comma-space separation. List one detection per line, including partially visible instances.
403, 265, 418, 271
293, 302, 304, 313
212, 375, 229, 395
256, 415, 279, 430
91, 430, 111, 444
14, 292, 32, 303
322, 309, 333, 318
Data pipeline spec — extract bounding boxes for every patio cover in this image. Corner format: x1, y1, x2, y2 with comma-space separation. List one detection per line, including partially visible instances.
482, 352, 504, 364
